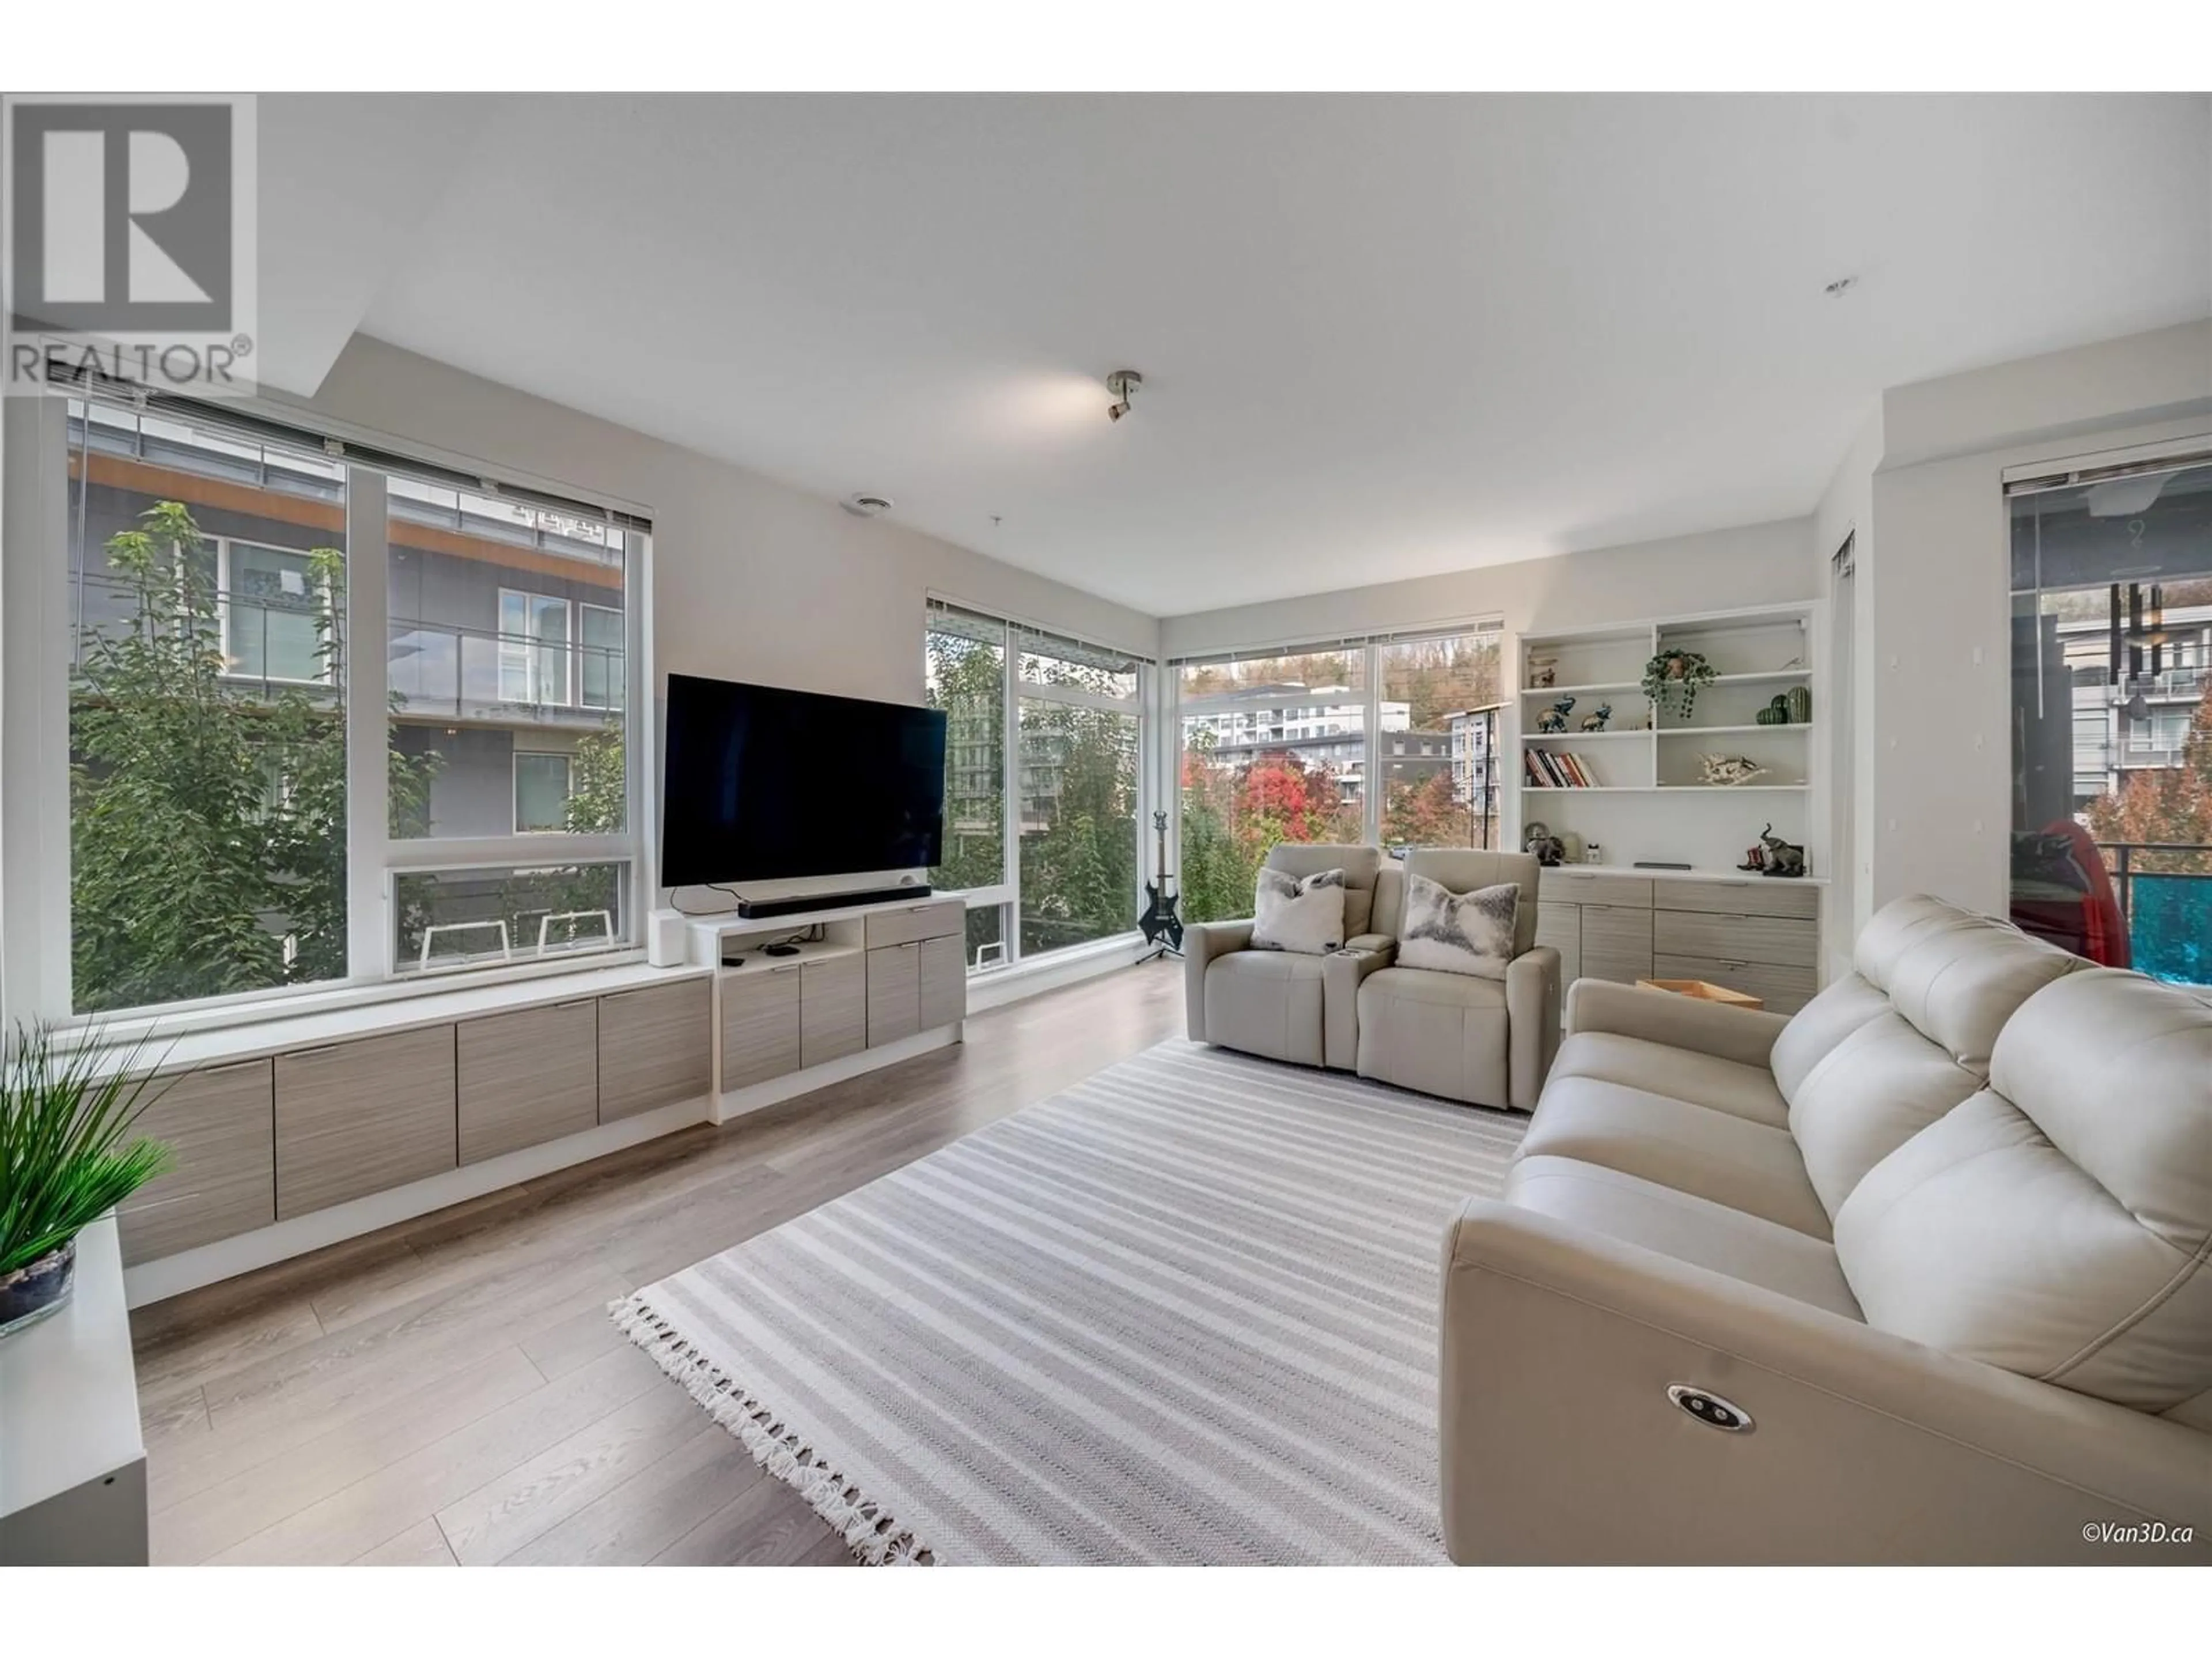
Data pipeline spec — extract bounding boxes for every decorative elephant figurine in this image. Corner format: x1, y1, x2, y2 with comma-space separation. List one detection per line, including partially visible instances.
1535, 696, 1575, 734
1579, 702, 1612, 732
1759, 822, 1808, 878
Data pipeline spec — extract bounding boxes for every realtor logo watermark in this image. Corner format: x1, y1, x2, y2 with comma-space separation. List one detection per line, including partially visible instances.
2, 93, 257, 395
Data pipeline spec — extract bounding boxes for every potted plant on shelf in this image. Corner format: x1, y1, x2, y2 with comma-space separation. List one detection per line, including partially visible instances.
0, 1025, 170, 1340
1642, 649, 1718, 719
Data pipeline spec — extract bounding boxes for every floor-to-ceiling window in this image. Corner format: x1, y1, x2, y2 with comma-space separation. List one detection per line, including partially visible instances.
2010, 450, 2212, 986
926, 600, 1147, 970
12, 391, 649, 1024
1171, 623, 1503, 925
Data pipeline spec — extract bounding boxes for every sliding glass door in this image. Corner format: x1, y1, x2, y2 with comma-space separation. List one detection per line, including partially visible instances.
2009, 453, 2212, 984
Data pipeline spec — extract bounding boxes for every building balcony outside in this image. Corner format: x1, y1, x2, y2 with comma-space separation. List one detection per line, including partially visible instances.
388, 616, 624, 731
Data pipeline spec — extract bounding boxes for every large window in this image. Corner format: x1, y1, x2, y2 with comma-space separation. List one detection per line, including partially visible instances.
63, 410, 352, 1013
1172, 624, 1502, 924
15, 393, 649, 1022
1377, 632, 1503, 849
926, 603, 1010, 964
925, 600, 1146, 969
2009, 451, 2211, 987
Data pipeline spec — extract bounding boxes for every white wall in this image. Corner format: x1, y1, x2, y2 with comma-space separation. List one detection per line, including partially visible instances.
1879, 320, 2212, 469
1813, 406, 1881, 948
1159, 516, 1816, 659
1857, 321, 2212, 919
291, 336, 1161, 706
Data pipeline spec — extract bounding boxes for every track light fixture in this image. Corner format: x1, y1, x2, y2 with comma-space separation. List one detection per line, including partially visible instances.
1107, 369, 1142, 423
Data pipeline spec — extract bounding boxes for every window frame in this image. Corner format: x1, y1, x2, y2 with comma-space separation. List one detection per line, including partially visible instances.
1, 388, 654, 1038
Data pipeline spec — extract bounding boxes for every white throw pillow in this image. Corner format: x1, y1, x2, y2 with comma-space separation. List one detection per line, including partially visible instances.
1397, 873, 1519, 979
1251, 866, 1347, 955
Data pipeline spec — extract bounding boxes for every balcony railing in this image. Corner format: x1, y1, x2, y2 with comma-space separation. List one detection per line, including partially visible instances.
70, 576, 625, 729
388, 618, 624, 728
2100, 842, 2212, 987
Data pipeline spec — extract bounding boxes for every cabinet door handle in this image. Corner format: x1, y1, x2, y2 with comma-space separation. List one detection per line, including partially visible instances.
286, 1043, 343, 1059
199, 1056, 267, 1074
556, 998, 596, 1010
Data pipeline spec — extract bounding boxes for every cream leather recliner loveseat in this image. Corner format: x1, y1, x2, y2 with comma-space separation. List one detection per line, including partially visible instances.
1185, 846, 1559, 1111
1440, 894, 2212, 1563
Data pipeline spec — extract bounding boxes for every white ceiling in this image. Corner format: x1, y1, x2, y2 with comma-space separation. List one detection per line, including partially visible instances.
263, 93, 2212, 617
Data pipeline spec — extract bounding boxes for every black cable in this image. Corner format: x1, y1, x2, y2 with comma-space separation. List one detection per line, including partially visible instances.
669, 883, 747, 918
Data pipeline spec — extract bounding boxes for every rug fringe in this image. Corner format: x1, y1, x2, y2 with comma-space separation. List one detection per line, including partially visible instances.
608, 1294, 937, 1566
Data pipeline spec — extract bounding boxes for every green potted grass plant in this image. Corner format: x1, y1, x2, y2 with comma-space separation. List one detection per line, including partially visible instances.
0, 1024, 171, 1339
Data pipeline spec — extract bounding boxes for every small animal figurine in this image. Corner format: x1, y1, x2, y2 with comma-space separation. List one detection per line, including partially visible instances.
1738, 841, 1767, 873
1579, 702, 1612, 733
1535, 695, 1576, 734
1523, 821, 1566, 867
1698, 753, 1768, 787
1759, 823, 1808, 878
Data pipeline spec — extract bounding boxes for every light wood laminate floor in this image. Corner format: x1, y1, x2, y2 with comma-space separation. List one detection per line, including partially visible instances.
129, 960, 1184, 1566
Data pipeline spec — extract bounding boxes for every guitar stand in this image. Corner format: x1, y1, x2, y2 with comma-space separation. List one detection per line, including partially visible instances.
1135, 938, 1184, 964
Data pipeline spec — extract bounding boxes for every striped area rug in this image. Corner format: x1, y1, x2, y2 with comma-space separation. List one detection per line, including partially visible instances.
612, 1037, 1524, 1564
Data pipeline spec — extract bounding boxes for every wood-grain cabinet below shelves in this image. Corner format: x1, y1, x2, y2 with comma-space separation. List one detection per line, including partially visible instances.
1538, 874, 1821, 1014
275, 1027, 457, 1221
800, 953, 866, 1070
599, 979, 713, 1123
116, 1058, 275, 1267
721, 964, 804, 1091
863, 936, 967, 1047
457, 999, 600, 1165
863, 900, 966, 1047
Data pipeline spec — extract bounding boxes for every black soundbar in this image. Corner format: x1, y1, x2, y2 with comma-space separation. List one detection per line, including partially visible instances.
736, 884, 931, 920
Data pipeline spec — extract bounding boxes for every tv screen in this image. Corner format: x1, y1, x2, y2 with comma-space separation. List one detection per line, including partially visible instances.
660, 675, 947, 888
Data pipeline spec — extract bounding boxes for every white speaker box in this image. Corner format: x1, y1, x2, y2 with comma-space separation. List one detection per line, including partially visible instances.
647, 910, 688, 967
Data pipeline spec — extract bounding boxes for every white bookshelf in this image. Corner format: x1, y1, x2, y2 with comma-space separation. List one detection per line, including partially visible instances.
1514, 604, 1820, 876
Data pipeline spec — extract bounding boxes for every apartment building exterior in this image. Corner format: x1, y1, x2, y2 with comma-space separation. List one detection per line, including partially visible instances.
66, 402, 631, 846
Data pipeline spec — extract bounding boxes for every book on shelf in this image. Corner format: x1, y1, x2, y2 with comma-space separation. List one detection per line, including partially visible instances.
1525, 747, 1598, 787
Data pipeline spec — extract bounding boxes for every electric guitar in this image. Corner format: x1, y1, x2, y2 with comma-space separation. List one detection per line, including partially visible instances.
1138, 809, 1184, 952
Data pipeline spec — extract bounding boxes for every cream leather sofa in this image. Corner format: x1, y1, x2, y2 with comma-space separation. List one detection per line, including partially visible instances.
1185, 846, 1560, 1109
1440, 894, 2212, 1564
1184, 844, 1388, 1070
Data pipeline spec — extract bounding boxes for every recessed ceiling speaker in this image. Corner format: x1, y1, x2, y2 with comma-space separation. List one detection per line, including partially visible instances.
842, 493, 893, 517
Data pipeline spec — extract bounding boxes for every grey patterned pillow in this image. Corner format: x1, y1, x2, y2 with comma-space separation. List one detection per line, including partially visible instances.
1397, 872, 1518, 979
1251, 866, 1347, 955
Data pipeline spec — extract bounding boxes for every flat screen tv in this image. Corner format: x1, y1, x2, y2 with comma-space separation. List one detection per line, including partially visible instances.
660, 674, 946, 888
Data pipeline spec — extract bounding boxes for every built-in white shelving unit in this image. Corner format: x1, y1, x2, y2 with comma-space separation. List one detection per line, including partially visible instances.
1514, 604, 1821, 877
